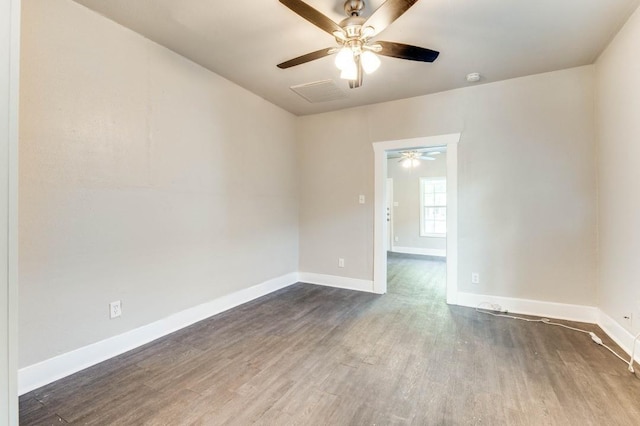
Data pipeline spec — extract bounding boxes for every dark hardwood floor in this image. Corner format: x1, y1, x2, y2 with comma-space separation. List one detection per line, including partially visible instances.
20, 253, 640, 425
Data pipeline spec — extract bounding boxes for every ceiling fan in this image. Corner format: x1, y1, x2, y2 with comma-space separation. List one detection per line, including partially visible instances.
394, 150, 437, 168
277, 0, 440, 89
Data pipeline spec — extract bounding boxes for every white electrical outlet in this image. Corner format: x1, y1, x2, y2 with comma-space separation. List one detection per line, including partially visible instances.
394, 236, 399, 242
109, 300, 122, 319
471, 273, 480, 284
338, 258, 345, 268
359, 195, 365, 204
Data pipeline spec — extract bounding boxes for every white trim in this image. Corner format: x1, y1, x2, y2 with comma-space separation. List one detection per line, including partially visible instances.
373, 133, 460, 300
456, 291, 598, 323
456, 292, 640, 364
597, 310, 640, 364
18, 272, 299, 395
391, 246, 446, 258
445, 141, 458, 304
1, 0, 21, 422
386, 177, 394, 251
298, 272, 375, 293
421, 234, 446, 239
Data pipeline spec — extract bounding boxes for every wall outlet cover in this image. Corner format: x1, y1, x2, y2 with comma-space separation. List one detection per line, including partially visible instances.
109, 301, 122, 319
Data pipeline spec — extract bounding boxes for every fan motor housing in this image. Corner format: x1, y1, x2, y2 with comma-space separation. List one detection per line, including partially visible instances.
339, 16, 366, 38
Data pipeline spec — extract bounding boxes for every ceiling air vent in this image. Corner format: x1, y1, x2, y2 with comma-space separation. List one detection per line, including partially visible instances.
290, 80, 348, 103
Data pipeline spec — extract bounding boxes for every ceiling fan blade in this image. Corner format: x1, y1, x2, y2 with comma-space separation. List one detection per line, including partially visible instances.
376, 41, 440, 62
363, 0, 419, 37
279, 0, 342, 35
419, 156, 436, 160
277, 48, 334, 69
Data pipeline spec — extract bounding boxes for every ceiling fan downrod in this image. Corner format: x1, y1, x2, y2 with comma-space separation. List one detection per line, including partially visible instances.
344, 0, 365, 17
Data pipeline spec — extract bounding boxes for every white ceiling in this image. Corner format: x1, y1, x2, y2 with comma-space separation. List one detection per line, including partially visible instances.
72, 0, 639, 116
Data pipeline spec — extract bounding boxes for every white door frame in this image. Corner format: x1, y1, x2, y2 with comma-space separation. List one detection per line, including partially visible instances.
1, 0, 20, 423
372, 134, 460, 304
386, 178, 393, 251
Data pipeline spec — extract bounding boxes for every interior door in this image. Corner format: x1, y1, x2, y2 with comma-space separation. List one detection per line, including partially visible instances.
386, 178, 393, 251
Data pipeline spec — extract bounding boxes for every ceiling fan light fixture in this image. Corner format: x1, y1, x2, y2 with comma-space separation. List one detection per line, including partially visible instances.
332, 30, 347, 42
335, 47, 355, 70
340, 61, 358, 80
398, 150, 426, 168
361, 50, 381, 74
402, 158, 420, 168
361, 25, 375, 39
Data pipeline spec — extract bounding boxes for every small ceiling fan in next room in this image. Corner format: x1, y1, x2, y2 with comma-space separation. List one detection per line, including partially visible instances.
388, 148, 442, 168
277, 0, 440, 88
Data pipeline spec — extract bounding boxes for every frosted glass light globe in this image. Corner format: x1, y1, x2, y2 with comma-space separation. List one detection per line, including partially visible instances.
340, 60, 358, 80
361, 51, 381, 74
335, 47, 354, 70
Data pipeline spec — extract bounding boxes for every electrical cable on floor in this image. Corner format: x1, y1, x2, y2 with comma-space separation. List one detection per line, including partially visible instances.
475, 302, 640, 379
628, 332, 640, 375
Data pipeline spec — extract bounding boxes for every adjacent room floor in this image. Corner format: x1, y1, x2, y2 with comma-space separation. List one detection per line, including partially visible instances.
20, 254, 640, 425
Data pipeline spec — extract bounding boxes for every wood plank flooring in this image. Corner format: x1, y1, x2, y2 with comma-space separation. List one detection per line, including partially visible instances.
20, 253, 640, 425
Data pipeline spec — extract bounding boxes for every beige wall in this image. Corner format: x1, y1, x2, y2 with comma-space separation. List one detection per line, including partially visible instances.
19, 0, 298, 367
595, 7, 640, 334
299, 66, 597, 304
297, 108, 374, 280
1, 0, 20, 422
387, 154, 447, 252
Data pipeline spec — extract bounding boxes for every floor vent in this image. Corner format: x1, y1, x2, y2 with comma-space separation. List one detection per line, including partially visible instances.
290, 79, 348, 103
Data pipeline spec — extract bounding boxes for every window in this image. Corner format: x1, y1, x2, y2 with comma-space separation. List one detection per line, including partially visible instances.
420, 177, 446, 237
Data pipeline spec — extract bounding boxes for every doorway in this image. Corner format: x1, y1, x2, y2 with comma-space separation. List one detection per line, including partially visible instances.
372, 134, 460, 304
385, 147, 448, 297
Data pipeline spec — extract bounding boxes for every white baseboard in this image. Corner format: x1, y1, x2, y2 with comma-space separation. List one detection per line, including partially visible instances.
456, 291, 640, 364
597, 310, 640, 364
391, 246, 446, 257
22, 275, 637, 396
18, 272, 299, 395
456, 291, 599, 323
298, 272, 375, 293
